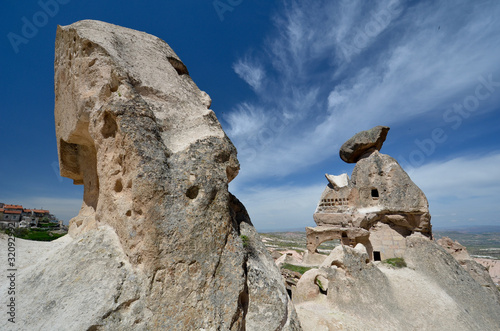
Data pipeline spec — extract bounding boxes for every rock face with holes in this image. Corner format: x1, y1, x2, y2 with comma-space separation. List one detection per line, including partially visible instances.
7, 20, 301, 331
307, 126, 431, 262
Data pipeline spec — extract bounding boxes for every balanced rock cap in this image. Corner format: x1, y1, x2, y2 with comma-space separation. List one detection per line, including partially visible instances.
339, 125, 390, 163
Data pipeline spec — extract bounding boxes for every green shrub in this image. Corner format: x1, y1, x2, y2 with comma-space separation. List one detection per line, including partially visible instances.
281, 263, 312, 275
4, 228, 66, 242
315, 278, 324, 291
240, 235, 249, 248
383, 257, 407, 268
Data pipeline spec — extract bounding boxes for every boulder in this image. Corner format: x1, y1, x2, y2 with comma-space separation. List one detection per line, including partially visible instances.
0, 20, 301, 331
294, 268, 330, 304
339, 125, 389, 163
275, 250, 304, 267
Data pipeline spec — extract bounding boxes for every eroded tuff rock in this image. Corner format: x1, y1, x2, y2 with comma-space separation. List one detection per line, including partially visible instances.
295, 236, 500, 331
1, 20, 300, 331
295, 125, 500, 330
339, 125, 389, 163
308, 126, 431, 261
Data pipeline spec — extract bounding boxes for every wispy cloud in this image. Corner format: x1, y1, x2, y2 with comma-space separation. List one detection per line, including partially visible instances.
410, 153, 500, 200
411, 153, 500, 226
233, 58, 265, 91
225, 0, 500, 229
226, 0, 500, 187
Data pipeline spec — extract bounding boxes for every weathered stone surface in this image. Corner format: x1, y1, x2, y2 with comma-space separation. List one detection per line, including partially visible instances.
351, 151, 430, 218
301, 251, 327, 266
324, 173, 348, 188
238, 204, 302, 331
475, 258, 500, 285
0, 228, 148, 331
437, 237, 500, 303
437, 236, 471, 261
404, 236, 500, 324
295, 236, 500, 330
294, 268, 330, 304
1, 19, 301, 331
275, 250, 304, 267
339, 125, 389, 163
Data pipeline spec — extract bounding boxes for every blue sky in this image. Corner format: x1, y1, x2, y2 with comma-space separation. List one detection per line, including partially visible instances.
1, 0, 499, 231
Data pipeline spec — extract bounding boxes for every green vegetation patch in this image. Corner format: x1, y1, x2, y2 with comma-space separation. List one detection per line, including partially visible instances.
315, 278, 324, 291
5, 228, 66, 242
281, 263, 312, 275
240, 235, 249, 248
383, 257, 407, 268
38, 222, 58, 228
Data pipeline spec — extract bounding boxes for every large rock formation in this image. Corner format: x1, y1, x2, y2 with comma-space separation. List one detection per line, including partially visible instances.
295, 236, 500, 330
295, 125, 500, 330
306, 126, 431, 262
0, 20, 301, 331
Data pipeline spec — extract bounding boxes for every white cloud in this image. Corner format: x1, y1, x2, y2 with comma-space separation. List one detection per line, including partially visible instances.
410, 153, 500, 200
233, 58, 265, 91
223, 0, 500, 231
225, 0, 500, 187
231, 182, 325, 231
408, 153, 500, 227
224, 103, 270, 140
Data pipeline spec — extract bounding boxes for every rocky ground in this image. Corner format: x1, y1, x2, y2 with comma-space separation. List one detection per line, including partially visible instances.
261, 231, 500, 330
261, 231, 500, 286
434, 230, 500, 259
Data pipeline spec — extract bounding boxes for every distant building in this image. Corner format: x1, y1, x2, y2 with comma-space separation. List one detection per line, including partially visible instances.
4, 204, 23, 210
1, 210, 22, 223
0, 204, 53, 228
33, 209, 50, 218
22, 209, 38, 227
